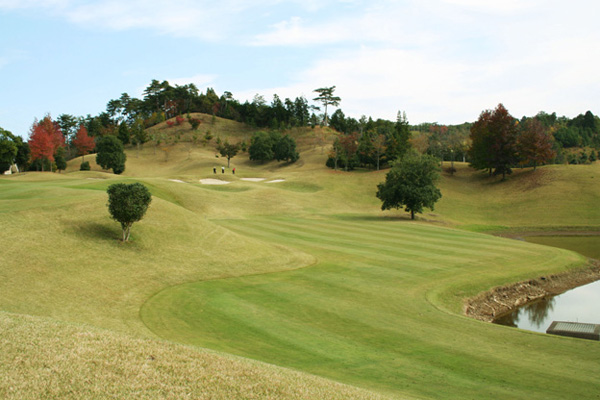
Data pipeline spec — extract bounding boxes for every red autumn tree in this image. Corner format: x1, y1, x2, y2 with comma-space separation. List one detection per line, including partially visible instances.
72, 125, 96, 162
468, 104, 518, 180
28, 115, 65, 171
518, 118, 556, 170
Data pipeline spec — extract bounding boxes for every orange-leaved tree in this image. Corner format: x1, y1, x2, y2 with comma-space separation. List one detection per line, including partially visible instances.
72, 125, 96, 162
28, 115, 65, 171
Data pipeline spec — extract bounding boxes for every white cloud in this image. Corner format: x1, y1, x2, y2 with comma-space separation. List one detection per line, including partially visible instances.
0, 0, 68, 8
251, 4, 440, 47
63, 0, 226, 40
246, 0, 600, 123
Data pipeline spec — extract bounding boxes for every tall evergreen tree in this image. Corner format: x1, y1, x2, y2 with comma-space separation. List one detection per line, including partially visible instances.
313, 86, 341, 126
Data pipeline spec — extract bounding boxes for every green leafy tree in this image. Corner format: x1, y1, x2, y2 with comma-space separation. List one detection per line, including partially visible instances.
0, 127, 18, 173
376, 152, 442, 220
249, 131, 274, 162
216, 139, 240, 167
96, 135, 126, 174
54, 146, 67, 172
371, 133, 387, 171
118, 121, 130, 145
273, 135, 299, 163
14, 136, 30, 172
106, 183, 152, 242
385, 111, 411, 162
313, 86, 341, 126
57, 113, 79, 151
131, 119, 148, 156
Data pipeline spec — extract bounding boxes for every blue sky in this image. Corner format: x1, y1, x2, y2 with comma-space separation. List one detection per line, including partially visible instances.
1, 0, 599, 138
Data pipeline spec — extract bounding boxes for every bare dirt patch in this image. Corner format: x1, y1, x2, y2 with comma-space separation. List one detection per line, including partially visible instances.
465, 260, 600, 322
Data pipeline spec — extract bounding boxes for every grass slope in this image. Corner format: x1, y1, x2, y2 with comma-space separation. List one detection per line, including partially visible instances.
0, 311, 389, 400
436, 163, 600, 231
1, 131, 599, 399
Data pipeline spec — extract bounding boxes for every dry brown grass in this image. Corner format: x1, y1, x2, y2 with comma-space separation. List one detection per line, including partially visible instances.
0, 312, 393, 400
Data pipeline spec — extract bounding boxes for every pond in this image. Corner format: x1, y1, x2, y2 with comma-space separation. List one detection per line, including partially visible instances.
494, 280, 600, 333
494, 234, 600, 334
524, 235, 600, 260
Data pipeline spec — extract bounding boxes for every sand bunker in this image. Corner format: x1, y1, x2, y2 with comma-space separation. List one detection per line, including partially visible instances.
200, 179, 230, 185
267, 179, 285, 183
240, 178, 266, 182
168, 179, 186, 183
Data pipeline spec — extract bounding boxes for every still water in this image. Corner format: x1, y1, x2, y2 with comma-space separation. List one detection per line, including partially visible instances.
494, 235, 600, 333
494, 280, 600, 333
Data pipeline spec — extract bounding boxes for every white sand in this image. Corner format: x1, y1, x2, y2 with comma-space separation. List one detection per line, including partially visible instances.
266, 179, 285, 183
240, 178, 266, 182
200, 179, 230, 185
168, 179, 186, 183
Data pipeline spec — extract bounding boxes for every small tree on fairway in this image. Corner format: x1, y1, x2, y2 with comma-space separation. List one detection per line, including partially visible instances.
216, 139, 240, 168
96, 135, 126, 174
107, 183, 152, 242
376, 152, 442, 220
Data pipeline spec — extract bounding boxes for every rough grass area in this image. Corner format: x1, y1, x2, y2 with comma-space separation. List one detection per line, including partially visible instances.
436, 163, 600, 230
0, 312, 391, 400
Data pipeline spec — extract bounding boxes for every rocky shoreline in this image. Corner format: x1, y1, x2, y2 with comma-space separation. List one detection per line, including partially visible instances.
464, 260, 600, 322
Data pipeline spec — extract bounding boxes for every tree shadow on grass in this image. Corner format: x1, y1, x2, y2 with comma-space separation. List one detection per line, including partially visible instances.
71, 221, 121, 242
332, 214, 413, 222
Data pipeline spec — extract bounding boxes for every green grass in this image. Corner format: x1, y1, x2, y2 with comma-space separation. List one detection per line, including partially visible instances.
1, 134, 599, 399
141, 217, 594, 399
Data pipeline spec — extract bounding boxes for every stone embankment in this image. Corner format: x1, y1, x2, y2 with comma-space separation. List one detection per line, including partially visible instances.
465, 260, 600, 322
